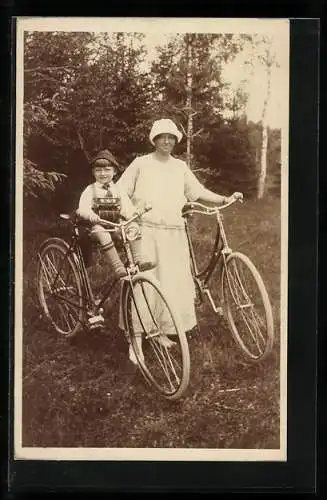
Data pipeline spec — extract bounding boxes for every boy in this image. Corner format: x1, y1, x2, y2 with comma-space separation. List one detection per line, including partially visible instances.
77, 149, 156, 366
77, 149, 154, 278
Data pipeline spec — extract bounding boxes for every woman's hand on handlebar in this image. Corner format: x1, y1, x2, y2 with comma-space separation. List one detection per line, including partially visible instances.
226, 192, 243, 204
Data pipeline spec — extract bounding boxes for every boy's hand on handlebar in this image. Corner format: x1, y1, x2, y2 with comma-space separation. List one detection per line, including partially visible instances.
134, 207, 144, 217
76, 209, 100, 224
88, 212, 101, 224
134, 202, 152, 218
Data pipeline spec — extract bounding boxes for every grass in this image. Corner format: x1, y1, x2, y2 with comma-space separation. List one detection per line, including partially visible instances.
21, 196, 281, 449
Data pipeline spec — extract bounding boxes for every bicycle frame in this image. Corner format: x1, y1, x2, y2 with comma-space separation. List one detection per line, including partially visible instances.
52, 207, 152, 319
183, 199, 237, 314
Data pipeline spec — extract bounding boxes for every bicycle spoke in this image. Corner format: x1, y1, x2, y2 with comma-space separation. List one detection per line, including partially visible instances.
236, 263, 267, 351
125, 276, 189, 400
139, 282, 159, 330
138, 288, 181, 388
40, 253, 62, 295
223, 253, 273, 360
37, 241, 84, 337
163, 345, 181, 385
56, 301, 73, 332
228, 263, 264, 354
234, 264, 267, 347
46, 251, 66, 289
148, 340, 175, 391
60, 296, 79, 325
38, 256, 53, 292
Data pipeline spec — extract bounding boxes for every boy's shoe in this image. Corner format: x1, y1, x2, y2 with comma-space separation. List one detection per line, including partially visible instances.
138, 260, 156, 272
88, 313, 105, 330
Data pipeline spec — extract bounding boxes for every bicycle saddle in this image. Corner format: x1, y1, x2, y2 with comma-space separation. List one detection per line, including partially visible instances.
59, 213, 73, 220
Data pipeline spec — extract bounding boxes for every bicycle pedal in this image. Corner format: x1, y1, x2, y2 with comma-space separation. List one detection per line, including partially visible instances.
89, 323, 104, 331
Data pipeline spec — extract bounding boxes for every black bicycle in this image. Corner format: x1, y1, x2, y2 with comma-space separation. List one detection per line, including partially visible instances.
36, 206, 190, 400
182, 196, 274, 362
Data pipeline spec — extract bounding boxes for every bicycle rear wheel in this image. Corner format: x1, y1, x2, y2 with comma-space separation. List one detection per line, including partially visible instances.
124, 275, 190, 400
36, 238, 84, 337
222, 252, 274, 361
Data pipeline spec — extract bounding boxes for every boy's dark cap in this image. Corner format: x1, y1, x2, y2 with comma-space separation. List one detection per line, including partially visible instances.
90, 149, 121, 170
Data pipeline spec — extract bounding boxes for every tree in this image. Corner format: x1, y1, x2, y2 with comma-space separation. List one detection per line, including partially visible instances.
23, 31, 94, 197
23, 30, 272, 208
23, 31, 153, 204
266, 127, 281, 197
247, 120, 281, 197
151, 33, 251, 169
196, 117, 257, 195
257, 44, 277, 199
242, 35, 280, 198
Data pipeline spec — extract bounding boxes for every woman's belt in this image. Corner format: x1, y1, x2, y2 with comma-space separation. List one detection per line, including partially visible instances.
139, 220, 185, 231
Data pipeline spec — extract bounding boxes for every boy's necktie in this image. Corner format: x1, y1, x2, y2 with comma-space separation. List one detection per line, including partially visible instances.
102, 182, 112, 196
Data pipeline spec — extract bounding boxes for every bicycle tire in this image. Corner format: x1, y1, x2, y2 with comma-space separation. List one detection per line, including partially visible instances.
36, 237, 84, 337
221, 251, 274, 362
123, 274, 190, 401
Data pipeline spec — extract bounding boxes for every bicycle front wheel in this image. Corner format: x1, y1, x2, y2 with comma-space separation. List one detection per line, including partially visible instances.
124, 275, 190, 401
36, 238, 84, 337
222, 252, 274, 361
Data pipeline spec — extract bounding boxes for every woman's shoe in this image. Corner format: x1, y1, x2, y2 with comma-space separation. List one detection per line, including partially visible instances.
129, 343, 144, 364
157, 335, 176, 348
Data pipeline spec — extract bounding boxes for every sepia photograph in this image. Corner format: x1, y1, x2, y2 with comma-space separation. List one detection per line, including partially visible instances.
14, 17, 289, 461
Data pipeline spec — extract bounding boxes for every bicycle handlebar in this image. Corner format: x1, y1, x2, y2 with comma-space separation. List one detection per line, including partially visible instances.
61, 194, 242, 228
182, 195, 243, 217
91, 203, 152, 230
59, 203, 153, 230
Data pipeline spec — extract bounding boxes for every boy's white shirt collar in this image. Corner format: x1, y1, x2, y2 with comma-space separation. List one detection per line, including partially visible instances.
94, 180, 114, 188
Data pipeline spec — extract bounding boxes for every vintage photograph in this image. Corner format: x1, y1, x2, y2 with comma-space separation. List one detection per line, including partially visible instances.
14, 17, 289, 461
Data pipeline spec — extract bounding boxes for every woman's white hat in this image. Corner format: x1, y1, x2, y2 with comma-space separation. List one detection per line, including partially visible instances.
149, 118, 183, 145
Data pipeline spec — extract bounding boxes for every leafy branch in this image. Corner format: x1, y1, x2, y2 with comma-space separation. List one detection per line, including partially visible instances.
24, 159, 67, 199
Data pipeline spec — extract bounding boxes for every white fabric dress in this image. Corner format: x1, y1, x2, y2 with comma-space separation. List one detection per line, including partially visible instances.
116, 153, 208, 333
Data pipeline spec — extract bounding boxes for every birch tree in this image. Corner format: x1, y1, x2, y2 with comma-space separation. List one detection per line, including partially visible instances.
257, 44, 277, 199
151, 33, 249, 169
242, 35, 279, 198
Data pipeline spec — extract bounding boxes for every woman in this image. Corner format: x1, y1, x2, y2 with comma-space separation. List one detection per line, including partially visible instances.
117, 118, 242, 363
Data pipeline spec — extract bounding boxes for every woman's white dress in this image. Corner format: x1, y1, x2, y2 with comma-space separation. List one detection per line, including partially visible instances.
116, 153, 207, 334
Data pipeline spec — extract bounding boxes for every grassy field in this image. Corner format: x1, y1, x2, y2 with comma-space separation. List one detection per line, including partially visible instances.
21, 196, 281, 449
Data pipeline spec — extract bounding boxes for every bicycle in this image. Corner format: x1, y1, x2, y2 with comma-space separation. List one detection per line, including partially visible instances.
36, 206, 190, 401
182, 196, 274, 362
